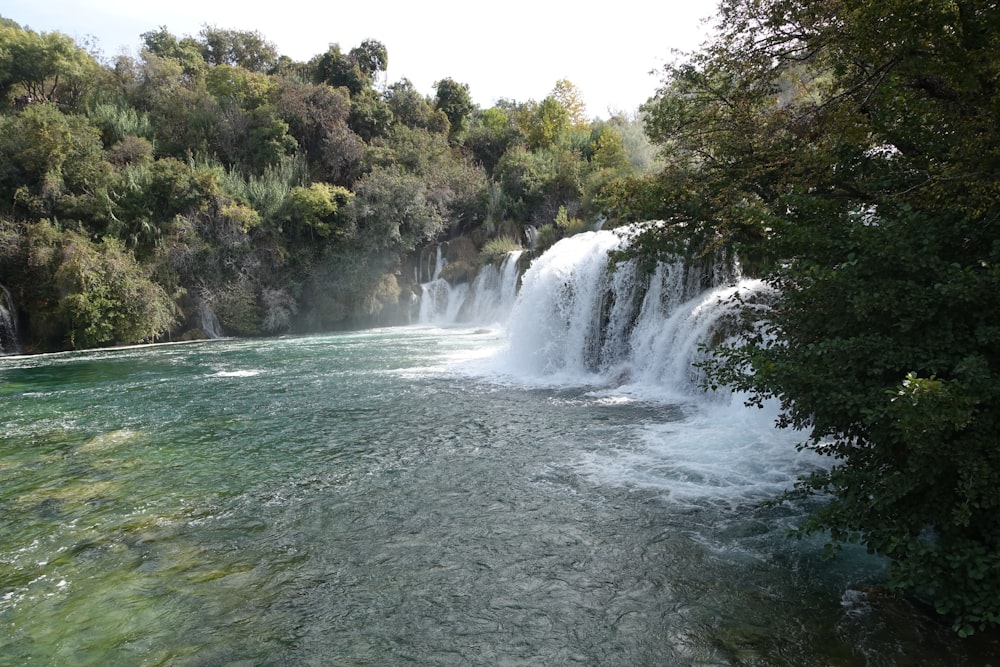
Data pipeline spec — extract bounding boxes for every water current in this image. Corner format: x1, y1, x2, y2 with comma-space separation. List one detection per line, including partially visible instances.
2, 232, 998, 665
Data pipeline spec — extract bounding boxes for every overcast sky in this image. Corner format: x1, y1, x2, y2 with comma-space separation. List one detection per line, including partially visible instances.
3, 0, 719, 118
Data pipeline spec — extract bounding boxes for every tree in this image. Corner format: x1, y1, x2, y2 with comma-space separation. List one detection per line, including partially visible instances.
348, 87, 393, 142
1, 222, 175, 349
204, 65, 296, 172
551, 78, 588, 127
465, 106, 521, 174
197, 25, 279, 73
603, 112, 660, 173
384, 78, 433, 129
434, 77, 474, 141
588, 126, 629, 174
527, 96, 570, 149
205, 64, 274, 109
349, 39, 387, 79
313, 43, 365, 96
0, 102, 112, 224
109, 156, 224, 254
494, 145, 545, 221
279, 182, 354, 241
352, 165, 445, 251
55, 234, 176, 348
640, 0, 1000, 635
139, 26, 205, 78
272, 80, 363, 184
0, 23, 103, 108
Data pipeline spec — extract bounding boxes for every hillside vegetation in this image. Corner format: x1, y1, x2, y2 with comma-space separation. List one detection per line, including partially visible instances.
0, 18, 652, 350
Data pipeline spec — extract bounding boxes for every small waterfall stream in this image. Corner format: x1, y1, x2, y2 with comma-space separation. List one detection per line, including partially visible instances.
199, 302, 224, 339
0, 284, 20, 354
418, 251, 522, 326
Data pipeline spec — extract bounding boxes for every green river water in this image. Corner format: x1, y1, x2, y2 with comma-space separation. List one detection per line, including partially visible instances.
1, 328, 997, 665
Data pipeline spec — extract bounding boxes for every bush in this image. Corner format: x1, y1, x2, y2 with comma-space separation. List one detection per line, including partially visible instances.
439, 260, 476, 284
479, 235, 521, 265
533, 224, 559, 254
52, 233, 175, 348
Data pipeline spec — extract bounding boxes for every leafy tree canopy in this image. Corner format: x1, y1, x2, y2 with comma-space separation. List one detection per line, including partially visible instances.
197, 25, 279, 73
140, 26, 205, 78
383, 78, 433, 129
0, 22, 103, 108
349, 39, 388, 79
0, 16, 646, 349
312, 42, 380, 97
433, 77, 474, 141
551, 78, 588, 128
636, 0, 1000, 636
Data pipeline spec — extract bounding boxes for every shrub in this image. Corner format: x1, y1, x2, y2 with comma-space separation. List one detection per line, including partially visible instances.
479, 235, 521, 265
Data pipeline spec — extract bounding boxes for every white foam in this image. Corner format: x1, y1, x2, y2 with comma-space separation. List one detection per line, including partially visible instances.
572, 400, 824, 508
209, 369, 262, 378
442, 229, 826, 507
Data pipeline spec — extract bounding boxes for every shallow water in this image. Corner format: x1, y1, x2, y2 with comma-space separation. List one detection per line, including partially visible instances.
1, 328, 997, 665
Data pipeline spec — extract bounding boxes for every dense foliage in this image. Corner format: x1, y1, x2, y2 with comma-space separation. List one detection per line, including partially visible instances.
0, 17, 658, 351
626, 0, 1000, 635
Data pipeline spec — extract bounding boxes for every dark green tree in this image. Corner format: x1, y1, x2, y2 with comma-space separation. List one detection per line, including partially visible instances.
352, 165, 445, 251
273, 80, 363, 184
348, 87, 393, 142
465, 106, 522, 174
313, 43, 366, 96
349, 39, 387, 79
434, 77, 474, 141
639, 0, 1000, 635
197, 25, 279, 73
383, 78, 433, 129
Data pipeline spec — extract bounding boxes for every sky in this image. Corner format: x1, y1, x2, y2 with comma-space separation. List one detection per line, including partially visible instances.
3, 0, 720, 118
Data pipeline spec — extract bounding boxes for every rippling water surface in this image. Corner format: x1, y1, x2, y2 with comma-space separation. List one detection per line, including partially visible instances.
1, 328, 997, 665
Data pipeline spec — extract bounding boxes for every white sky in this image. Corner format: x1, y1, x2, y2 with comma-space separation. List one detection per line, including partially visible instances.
3, 0, 719, 118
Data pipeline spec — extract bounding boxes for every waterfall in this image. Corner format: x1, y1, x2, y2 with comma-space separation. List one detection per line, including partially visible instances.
431, 245, 445, 281
198, 300, 223, 339
418, 279, 470, 325
0, 284, 20, 354
417, 244, 465, 325
460, 251, 523, 325
499, 230, 767, 397
418, 228, 766, 398
525, 226, 538, 250
418, 251, 523, 326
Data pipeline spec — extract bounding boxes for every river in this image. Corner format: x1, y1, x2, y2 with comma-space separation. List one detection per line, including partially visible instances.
2, 232, 997, 665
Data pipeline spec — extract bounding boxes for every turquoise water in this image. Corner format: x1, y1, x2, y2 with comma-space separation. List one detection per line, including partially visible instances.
1, 328, 997, 665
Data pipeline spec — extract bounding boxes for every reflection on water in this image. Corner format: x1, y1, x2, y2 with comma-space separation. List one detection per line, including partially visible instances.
1, 329, 997, 665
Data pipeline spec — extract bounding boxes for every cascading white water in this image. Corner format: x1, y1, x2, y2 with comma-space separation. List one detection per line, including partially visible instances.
431, 245, 445, 281
423, 230, 765, 397
418, 279, 470, 324
418, 245, 461, 324
459, 251, 523, 325
418, 251, 522, 326
198, 301, 224, 339
499, 229, 766, 397
503, 231, 626, 378
451, 228, 822, 509
0, 285, 20, 354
